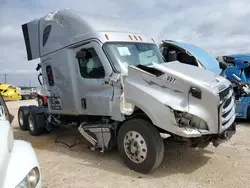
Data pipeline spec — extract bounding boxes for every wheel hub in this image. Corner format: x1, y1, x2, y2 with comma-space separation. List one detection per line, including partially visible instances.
29, 115, 35, 131
19, 111, 24, 126
124, 131, 147, 163
38, 99, 43, 106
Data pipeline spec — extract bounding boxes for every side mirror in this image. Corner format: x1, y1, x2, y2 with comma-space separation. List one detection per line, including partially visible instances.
76, 49, 87, 59
232, 74, 241, 82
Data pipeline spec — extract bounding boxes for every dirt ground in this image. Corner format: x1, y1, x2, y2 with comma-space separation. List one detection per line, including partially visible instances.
6, 100, 250, 188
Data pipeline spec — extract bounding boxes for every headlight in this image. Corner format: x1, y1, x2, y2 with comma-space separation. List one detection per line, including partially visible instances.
174, 111, 209, 130
16, 167, 40, 188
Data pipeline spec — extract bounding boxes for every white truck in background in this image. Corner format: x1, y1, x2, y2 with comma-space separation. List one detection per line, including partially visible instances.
18, 9, 236, 173
0, 94, 41, 188
16, 87, 37, 100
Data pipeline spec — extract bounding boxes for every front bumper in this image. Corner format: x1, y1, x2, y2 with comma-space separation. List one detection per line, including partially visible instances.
212, 121, 236, 147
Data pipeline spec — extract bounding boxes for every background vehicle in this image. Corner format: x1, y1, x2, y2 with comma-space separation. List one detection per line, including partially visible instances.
17, 87, 37, 100
0, 84, 21, 101
18, 9, 236, 173
0, 93, 41, 188
216, 54, 250, 119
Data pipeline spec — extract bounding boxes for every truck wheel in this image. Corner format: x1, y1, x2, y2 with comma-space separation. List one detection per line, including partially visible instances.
38, 96, 44, 106
117, 118, 164, 173
28, 111, 44, 136
24, 95, 30, 100
18, 106, 30, 130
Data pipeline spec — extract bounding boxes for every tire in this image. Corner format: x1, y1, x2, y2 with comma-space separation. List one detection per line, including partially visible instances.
117, 118, 164, 173
24, 95, 30, 100
18, 106, 30, 131
38, 96, 44, 106
28, 110, 45, 136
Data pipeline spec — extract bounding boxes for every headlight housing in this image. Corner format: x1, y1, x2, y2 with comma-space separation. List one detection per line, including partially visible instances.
174, 111, 209, 130
16, 167, 40, 188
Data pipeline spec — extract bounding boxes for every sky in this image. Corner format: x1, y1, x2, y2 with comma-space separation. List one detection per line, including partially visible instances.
1, 0, 250, 86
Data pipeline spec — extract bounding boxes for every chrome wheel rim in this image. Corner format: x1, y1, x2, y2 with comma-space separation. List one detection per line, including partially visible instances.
19, 111, 24, 126
124, 131, 148, 163
38, 99, 43, 106
28, 115, 35, 131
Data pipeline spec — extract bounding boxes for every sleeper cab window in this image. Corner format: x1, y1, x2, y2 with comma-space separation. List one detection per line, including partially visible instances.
46, 65, 54, 86
43, 25, 52, 47
77, 48, 105, 79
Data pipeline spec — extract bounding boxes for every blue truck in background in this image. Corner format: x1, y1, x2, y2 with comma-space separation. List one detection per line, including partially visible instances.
216, 54, 250, 119
159, 40, 250, 119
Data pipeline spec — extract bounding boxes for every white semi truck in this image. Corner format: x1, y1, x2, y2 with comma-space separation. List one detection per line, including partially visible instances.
18, 9, 236, 173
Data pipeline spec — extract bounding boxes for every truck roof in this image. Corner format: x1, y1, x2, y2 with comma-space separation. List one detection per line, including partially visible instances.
22, 8, 155, 61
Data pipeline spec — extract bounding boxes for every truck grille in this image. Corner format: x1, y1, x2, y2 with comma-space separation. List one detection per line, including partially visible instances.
219, 87, 230, 100
218, 85, 235, 131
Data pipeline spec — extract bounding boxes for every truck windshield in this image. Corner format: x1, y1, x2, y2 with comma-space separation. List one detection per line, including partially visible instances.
103, 42, 165, 73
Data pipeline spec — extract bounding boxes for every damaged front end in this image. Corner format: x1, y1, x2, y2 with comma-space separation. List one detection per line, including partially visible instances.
170, 93, 236, 148
169, 109, 236, 148
124, 60, 236, 149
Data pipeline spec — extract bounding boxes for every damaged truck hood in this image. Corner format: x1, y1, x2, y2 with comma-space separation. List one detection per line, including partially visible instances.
123, 61, 230, 128
152, 62, 228, 90
124, 61, 230, 110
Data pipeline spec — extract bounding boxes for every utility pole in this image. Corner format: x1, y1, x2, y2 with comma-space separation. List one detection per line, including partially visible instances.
29, 80, 31, 87
4, 74, 7, 84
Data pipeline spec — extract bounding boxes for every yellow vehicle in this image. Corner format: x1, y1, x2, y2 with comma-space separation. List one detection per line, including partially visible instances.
0, 84, 21, 101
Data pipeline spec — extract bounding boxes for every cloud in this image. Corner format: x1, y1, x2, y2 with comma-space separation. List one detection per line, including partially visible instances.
0, 0, 250, 85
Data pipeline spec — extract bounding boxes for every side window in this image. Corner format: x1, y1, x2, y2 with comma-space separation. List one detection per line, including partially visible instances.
46, 65, 54, 86
43, 25, 52, 47
78, 48, 105, 79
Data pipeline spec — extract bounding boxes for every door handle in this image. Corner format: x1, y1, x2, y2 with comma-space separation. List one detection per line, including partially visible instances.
81, 98, 86, 109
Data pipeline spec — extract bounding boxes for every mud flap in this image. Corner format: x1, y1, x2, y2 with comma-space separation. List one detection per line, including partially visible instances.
30, 107, 47, 129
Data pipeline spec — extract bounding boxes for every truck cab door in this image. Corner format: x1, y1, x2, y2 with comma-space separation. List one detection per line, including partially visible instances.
75, 41, 114, 116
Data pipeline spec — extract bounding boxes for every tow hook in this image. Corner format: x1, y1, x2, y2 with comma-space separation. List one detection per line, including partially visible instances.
212, 124, 236, 147
224, 130, 234, 139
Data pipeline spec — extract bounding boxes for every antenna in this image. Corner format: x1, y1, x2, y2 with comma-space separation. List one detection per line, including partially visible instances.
4, 74, 7, 84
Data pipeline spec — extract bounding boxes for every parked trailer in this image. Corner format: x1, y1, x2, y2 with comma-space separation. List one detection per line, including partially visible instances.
18, 9, 236, 173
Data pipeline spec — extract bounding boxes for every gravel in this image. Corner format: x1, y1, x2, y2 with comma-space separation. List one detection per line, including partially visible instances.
7, 100, 250, 188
